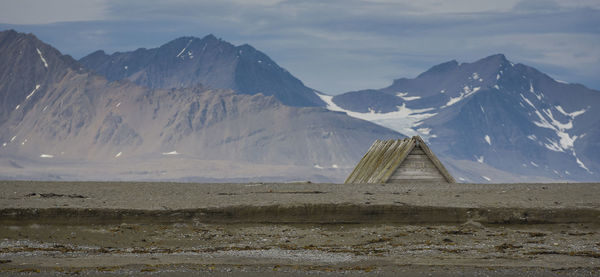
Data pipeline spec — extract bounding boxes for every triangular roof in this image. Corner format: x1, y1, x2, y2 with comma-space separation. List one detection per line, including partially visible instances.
345, 136, 455, 184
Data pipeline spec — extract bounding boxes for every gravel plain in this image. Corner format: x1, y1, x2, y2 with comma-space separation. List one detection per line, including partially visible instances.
0, 181, 599, 276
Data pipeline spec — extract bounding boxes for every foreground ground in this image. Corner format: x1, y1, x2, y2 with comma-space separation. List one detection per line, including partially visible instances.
0, 181, 599, 276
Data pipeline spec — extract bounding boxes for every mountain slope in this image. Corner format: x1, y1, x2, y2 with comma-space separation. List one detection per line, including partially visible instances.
79, 35, 325, 107
0, 30, 82, 127
0, 30, 401, 182
324, 54, 600, 182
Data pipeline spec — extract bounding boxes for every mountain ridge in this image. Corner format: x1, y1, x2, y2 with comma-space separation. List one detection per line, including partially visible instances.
79, 34, 325, 107
326, 54, 600, 182
3, 29, 599, 183
0, 29, 84, 126
0, 29, 401, 182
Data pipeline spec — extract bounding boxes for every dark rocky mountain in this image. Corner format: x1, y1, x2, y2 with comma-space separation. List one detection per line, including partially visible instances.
323, 54, 600, 182
0, 30, 82, 127
0, 30, 401, 182
79, 35, 325, 107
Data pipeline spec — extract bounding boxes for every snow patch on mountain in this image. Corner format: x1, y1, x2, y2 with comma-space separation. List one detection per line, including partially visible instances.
520, 94, 535, 108
318, 94, 436, 137
26, 85, 40, 100
543, 109, 573, 130
533, 106, 584, 153
396, 92, 421, 101
576, 156, 590, 172
555, 105, 586, 118
443, 86, 480, 108
36, 48, 48, 68
176, 40, 193, 58
529, 82, 535, 93
529, 82, 543, 100
476, 156, 484, 163
543, 139, 563, 152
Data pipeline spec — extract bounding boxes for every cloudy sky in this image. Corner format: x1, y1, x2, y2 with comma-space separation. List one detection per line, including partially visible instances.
1, 0, 599, 93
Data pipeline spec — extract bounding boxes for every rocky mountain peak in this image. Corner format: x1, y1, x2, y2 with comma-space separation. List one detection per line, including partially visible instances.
476, 53, 509, 66
0, 29, 82, 125
1, 30, 399, 182
328, 53, 600, 182
79, 34, 325, 107
416, 60, 459, 78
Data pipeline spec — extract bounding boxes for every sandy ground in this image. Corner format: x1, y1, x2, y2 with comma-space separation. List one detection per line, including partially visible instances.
0, 181, 599, 276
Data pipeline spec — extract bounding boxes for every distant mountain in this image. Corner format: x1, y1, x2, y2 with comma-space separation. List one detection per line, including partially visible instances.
0, 30, 400, 182
79, 35, 325, 107
6, 29, 597, 183
0, 30, 82, 127
322, 54, 600, 182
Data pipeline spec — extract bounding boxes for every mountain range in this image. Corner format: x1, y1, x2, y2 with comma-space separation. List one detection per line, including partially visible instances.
79, 35, 324, 107
324, 54, 600, 182
1, 29, 598, 182
0, 30, 398, 182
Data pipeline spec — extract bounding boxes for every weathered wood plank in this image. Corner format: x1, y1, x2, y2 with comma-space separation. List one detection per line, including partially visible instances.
410, 148, 425, 154
390, 145, 446, 180
387, 178, 447, 184
379, 138, 414, 183
345, 135, 455, 184
345, 140, 381, 183
414, 136, 456, 183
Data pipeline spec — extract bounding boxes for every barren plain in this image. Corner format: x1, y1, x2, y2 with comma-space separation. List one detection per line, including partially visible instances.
0, 181, 599, 276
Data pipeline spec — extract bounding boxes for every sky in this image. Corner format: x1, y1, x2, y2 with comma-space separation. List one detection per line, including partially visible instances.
1, 0, 599, 94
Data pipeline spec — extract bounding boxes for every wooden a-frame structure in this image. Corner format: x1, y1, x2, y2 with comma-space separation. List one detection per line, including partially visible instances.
345, 136, 455, 184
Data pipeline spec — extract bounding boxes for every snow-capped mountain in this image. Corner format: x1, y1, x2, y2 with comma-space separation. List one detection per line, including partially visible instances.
3, 29, 597, 183
322, 54, 600, 182
79, 35, 325, 107
0, 30, 401, 182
